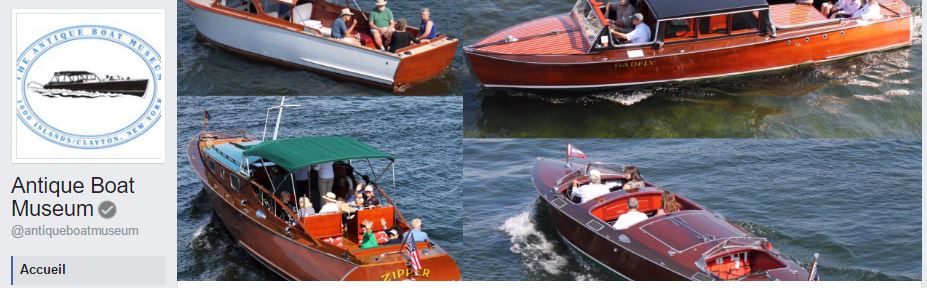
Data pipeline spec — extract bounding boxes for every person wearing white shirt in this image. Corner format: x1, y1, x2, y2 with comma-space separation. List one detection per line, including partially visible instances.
294, 167, 310, 206
822, 0, 861, 18
313, 162, 335, 205
851, 0, 882, 20
572, 169, 611, 203
318, 192, 341, 214
613, 197, 648, 230
611, 13, 651, 44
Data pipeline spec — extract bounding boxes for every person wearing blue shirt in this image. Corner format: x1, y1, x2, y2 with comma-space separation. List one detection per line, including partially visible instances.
416, 8, 438, 41
402, 218, 429, 242
611, 13, 651, 44
331, 8, 358, 43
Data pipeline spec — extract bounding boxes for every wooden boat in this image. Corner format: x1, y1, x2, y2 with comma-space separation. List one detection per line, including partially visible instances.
531, 155, 818, 280
186, 99, 461, 280
43, 71, 148, 96
184, 0, 459, 92
465, 0, 913, 89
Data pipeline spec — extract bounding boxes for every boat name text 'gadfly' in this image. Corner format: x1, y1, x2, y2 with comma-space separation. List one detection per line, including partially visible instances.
615, 60, 655, 69
380, 268, 430, 281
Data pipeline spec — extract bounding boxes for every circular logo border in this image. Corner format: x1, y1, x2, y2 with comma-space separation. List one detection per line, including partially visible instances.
15, 25, 163, 149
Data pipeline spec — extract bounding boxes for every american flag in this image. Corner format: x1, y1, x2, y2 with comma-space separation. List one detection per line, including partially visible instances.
567, 144, 587, 159
403, 232, 423, 273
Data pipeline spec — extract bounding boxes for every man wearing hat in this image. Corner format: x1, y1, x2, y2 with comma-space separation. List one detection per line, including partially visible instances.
571, 169, 611, 204
331, 8, 358, 43
318, 192, 341, 214
610, 13, 651, 44
612, 197, 648, 230
369, 0, 395, 50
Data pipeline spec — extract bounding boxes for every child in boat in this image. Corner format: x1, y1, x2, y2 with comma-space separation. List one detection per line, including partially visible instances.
388, 18, 421, 53
416, 8, 438, 41
360, 220, 379, 248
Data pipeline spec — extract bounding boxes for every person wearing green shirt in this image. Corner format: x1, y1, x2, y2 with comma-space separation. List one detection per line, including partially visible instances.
369, 0, 395, 50
360, 220, 380, 248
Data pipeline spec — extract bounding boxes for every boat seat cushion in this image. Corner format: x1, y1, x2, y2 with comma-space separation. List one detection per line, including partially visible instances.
299, 20, 332, 37
292, 3, 314, 23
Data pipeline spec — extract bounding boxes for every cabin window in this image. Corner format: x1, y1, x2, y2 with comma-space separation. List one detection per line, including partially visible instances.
730, 11, 760, 34
662, 19, 695, 42
230, 175, 242, 191
220, 168, 226, 180
697, 15, 729, 38
207, 159, 216, 172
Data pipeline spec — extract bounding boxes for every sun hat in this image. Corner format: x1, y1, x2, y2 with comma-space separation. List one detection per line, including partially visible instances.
375, 0, 387, 6
324, 192, 337, 202
340, 8, 354, 16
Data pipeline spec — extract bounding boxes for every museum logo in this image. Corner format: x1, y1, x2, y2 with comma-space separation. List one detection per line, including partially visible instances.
14, 25, 163, 149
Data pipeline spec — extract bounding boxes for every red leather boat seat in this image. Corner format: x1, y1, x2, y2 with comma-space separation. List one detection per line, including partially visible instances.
350, 206, 396, 242
302, 212, 343, 239
592, 192, 662, 222
707, 252, 751, 280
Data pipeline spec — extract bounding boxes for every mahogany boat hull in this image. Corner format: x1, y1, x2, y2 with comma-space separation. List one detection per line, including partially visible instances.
184, 0, 458, 92
43, 79, 148, 96
187, 133, 462, 280
531, 157, 810, 280
466, 16, 912, 89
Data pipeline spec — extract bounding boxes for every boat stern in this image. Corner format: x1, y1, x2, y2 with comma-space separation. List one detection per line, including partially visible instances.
342, 250, 461, 281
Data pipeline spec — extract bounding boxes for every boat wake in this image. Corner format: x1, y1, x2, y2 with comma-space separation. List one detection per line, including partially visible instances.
28, 82, 140, 98
588, 90, 653, 106
498, 211, 601, 280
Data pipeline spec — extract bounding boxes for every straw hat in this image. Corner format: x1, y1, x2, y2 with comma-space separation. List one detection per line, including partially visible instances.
589, 169, 602, 180
375, 0, 387, 6
324, 192, 337, 202
340, 8, 354, 16
364, 184, 374, 193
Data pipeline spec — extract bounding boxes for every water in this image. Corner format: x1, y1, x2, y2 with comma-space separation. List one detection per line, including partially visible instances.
178, 0, 465, 96
462, 139, 921, 280
462, 0, 922, 138
176, 96, 463, 280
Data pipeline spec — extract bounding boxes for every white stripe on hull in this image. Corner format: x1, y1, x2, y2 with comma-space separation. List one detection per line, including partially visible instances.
190, 7, 399, 85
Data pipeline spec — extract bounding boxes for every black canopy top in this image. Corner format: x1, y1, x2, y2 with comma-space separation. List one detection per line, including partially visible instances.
643, 0, 769, 20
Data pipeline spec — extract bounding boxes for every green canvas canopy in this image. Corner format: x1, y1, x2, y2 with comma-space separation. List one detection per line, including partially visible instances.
242, 136, 394, 171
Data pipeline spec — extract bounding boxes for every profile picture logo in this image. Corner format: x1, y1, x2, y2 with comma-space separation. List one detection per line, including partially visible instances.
14, 25, 163, 149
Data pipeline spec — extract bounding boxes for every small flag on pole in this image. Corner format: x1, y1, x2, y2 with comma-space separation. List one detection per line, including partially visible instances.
567, 144, 586, 159
403, 233, 423, 274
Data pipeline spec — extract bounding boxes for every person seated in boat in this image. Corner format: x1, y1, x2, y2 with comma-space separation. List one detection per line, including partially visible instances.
571, 169, 610, 203
417, 8, 438, 41
822, 0, 861, 18
850, 0, 882, 20
403, 218, 429, 242
388, 19, 423, 53
656, 191, 681, 216
605, 0, 639, 33
360, 219, 380, 248
279, 190, 297, 212
332, 8, 360, 44
622, 165, 645, 191
610, 13, 651, 44
370, 0, 396, 51
298, 196, 316, 218
384, 229, 402, 244
362, 184, 381, 207
318, 192, 341, 213
612, 197, 648, 230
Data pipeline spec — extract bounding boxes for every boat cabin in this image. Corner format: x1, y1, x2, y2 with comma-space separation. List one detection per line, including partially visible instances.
48, 71, 102, 84
572, 0, 775, 51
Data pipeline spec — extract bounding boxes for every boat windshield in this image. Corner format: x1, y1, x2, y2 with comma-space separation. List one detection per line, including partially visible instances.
570, 0, 606, 49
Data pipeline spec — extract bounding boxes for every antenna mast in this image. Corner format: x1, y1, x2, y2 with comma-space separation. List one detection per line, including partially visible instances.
262, 97, 301, 141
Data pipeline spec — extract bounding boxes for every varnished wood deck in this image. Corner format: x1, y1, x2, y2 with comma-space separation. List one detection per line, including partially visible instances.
769, 4, 827, 26
471, 14, 589, 55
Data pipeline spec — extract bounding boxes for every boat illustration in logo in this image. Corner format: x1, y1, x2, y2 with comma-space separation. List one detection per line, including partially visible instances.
30, 71, 149, 98
14, 24, 164, 149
